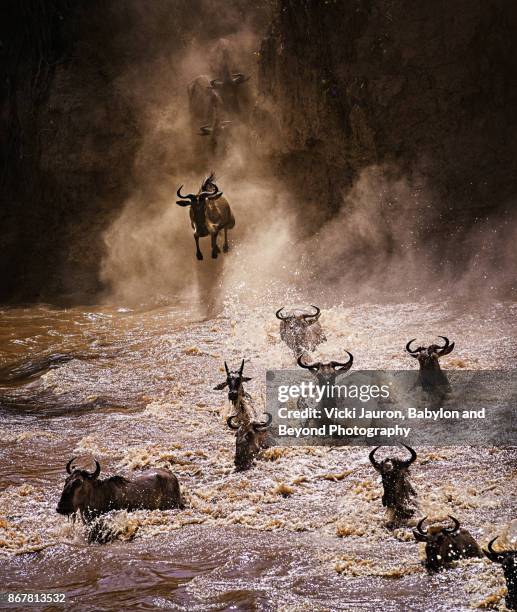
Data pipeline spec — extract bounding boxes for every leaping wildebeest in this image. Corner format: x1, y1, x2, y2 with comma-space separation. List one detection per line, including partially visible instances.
56, 458, 183, 523
369, 444, 418, 527
176, 174, 235, 260
413, 515, 482, 571
406, 335, 455, 393
210, 66, 250, 115
188, 75, 222, 127
226, 412, 272, 471
276, 305, 326, 357
484, 536, 517, 610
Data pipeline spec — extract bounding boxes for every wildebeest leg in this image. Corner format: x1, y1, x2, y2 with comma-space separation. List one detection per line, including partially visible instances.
223, 227, 229, 252
194, 234, 203, 260
211, 231, 220, 259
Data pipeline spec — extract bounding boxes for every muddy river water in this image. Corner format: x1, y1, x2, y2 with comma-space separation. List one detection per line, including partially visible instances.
0, 298, 515, 611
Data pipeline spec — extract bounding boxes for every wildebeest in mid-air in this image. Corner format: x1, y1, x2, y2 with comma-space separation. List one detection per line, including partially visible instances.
406, 336, 455, 394
276, 305, 327, 357
176, 173, 235, 260
210, 65, 250, 115
199, 117, 232, 154
413, 515, 482, 571
226, 412, 272, 471
56, 458, 183, 524
369, 444, 418, 528
187, 75, 222, 128
484, 536, 517, 610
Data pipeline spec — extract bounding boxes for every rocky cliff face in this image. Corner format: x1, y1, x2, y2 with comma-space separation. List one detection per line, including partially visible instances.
1, 1, 141, 301
1, 0, 269, 302
2, 1, 516, 301
259, 0, 517, 226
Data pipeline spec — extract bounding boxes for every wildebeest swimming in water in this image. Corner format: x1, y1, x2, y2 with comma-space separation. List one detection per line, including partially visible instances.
297, 353, 353, 435
213, 359, 254, 426
413, 515, 482, 571
484, 537, 517, 610
369, 444, 418, 528
56, 458, 183, 524
176, 173, 235, 260
406, 336, 455, 394
226, 412, 272, 471
276, 305, 326, 357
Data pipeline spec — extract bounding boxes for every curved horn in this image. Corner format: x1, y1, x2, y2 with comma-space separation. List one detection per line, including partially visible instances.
416, 516, 428, 535
401, 444, 417, 466
436, 336, 450, 350
276, 307, 287, 320
444, 515, 460, 533
66, 457, 76, 474
239, 360, 245, 376
297, 356, 320, 370
484, 537, 505, 563
253, 412, 273, 431
226, 415, 240, 430
302, 305, 320, 320
406, 339, 420, 354
89, 460, 101, 480
199, 189, 223, 200
436, 336, 455, 356
369, 447, 382, 471
231, 73, 250, 84
224, 361, 230, 376
330, 351, 354, 371
177, 186, 195, 200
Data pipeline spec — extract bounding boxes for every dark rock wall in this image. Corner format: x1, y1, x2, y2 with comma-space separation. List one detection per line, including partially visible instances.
259, 0, 517, 226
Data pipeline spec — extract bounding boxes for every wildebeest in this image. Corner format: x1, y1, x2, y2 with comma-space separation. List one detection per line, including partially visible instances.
213, 360, 253, 425
188, 75, 222, 126
176, 173, 235, 260
276, 305, 326, 357
199, 118, 232, 154
406, 336, 455, 393
484, 537, 517, 610
369, 444, 417, 527
226, 412, 272, 471
56, 458, 183, 523
297, 353, 354, 436
210, 66, 250, 115
296, 353, 354, 384
413, 515, 482, 571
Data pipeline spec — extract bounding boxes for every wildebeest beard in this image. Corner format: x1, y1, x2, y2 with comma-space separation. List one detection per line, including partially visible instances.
192, 202, 209, 236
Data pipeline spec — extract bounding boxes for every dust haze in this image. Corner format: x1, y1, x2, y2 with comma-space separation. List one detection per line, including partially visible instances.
99, 1, 516, 312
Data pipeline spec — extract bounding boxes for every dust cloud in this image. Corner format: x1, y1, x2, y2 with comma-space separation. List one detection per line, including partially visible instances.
99, 1, 516, 313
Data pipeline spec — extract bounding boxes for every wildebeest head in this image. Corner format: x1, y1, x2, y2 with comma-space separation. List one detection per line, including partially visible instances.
56, 457, 101, 516
406, 336, 455, 369
176, 179, 223, 209
413, 515, 482, 571
297, 352, 353, 385
369, 445, 417, 519
213, 360, 252, 402
227, 412, 272, 471
276, 305, 326, 355
484, 537, 517, 610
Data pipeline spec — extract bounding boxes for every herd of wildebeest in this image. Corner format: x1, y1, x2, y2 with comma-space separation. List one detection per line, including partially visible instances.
55, 306, 516, 608
57, 48, 515, 605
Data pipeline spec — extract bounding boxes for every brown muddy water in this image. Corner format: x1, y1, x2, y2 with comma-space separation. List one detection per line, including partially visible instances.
0, 299, 516, 611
